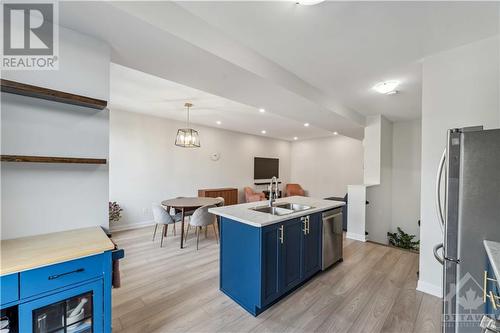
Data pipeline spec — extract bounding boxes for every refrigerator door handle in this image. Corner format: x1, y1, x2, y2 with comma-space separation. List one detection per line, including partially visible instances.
435, 149, 446, 233
433, 243, 444, 265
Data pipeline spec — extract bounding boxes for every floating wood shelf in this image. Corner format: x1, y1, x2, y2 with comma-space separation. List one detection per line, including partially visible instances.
1, 79, 107, 110
1, 155, 107, 164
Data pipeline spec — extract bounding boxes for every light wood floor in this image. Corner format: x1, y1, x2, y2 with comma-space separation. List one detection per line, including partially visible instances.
111, 225, 441, 333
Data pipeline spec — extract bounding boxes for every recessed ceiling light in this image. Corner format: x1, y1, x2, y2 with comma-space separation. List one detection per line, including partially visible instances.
333, 131, 338, 135
304, 123, 310, 127
373, 80, 400, 94
216, 120, 221, 125
259, 108, 266, 113
296, 0, 325, 5
293, 137, 298, 140
261, 130, 266, 134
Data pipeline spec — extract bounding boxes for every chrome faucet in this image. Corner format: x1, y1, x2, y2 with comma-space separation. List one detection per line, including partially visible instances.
268, 176, 278, 207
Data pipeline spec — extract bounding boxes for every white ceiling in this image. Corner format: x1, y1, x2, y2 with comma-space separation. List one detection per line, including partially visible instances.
178, 1, 499, 121
110, 63, 333, 141
58, 1, 499, 140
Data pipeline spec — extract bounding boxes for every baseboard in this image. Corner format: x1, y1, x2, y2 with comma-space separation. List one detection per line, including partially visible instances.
346, 232, 366, 242
110, 220, 155, 232
416, 279, 443, 298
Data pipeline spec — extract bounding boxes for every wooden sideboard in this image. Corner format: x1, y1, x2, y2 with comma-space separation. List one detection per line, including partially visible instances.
198, 188, 238, 206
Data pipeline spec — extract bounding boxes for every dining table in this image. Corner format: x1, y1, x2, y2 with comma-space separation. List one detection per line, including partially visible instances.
161, 196, 223, 249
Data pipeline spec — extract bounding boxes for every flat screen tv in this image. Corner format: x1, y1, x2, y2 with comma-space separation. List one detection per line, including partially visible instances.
254, 157, 279, 179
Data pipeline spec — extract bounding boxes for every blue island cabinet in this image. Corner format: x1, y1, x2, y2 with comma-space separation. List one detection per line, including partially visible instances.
484, 257, 500, 318
0, 251, 114, 333
220, 212, 322, 316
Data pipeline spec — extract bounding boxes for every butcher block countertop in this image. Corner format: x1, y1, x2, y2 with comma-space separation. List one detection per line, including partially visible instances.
1, 227, 115, 275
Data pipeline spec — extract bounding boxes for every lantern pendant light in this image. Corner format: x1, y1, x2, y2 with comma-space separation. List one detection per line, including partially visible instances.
175, 102, 200, 148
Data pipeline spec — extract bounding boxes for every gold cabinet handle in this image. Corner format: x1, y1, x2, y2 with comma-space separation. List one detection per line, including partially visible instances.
484, 271, 488, 303
490, 291, 498, 310
483, 270, 500, 308
279, 225, 284, 244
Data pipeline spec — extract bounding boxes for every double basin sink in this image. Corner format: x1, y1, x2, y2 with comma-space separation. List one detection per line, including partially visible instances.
251, 202, 314, 216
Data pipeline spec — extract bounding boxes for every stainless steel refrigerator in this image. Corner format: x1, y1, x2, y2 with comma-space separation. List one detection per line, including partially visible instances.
433, 127, 500, 332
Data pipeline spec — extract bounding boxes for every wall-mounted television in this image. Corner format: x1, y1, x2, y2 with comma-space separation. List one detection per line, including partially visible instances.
254, 157, 279, 180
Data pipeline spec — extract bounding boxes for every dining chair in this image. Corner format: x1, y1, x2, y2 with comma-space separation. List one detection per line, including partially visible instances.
215, 196, 225, 207
152, 203, 182, 247
214, 197, 224, 232
184, 205, 218, 250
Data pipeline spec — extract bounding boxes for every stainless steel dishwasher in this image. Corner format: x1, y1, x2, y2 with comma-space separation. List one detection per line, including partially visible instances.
322, 208, 343, 270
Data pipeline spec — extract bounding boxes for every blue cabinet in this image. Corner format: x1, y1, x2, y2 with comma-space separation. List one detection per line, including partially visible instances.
484, 259, 500, 318
280, 218, 303, 292
0, 251, 115, 333
20, 255, 104, 299
261, 224, 280, 305
220, 212, 323, 316
19, 279, 103, 333
302, 214, 321, 279
0, 273, 19, 306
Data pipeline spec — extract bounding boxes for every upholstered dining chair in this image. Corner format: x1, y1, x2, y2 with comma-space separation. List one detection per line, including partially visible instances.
284, 183, 306, 197
184, 205, 218, 250
244, 187, 266, 203
215, 196, 225, 207
152, 203, 182, 247
214, 197, 225, 232
203, 196, 225, 237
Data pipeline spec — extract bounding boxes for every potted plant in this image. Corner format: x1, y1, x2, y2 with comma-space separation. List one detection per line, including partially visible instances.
387, 227, 420, 252
109, 201, 123, 224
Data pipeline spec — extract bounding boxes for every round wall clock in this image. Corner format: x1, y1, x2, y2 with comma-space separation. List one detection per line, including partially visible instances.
210, 152, 221, 161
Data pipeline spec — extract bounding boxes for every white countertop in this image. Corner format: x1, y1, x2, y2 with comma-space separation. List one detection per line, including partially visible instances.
209, 196, 345, 227
484, 240, 500, 289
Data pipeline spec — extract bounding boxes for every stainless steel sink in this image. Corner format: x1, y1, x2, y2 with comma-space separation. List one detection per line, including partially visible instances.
275, 203, 314, 212
250, 202, 314, 215
251, 206, 294, 216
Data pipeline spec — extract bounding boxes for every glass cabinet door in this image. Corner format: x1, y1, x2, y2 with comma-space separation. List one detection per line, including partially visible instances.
19, 280, 103, 333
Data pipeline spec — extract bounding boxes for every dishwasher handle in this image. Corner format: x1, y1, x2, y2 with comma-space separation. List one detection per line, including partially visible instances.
323, 212, 342, 220
322, 208, 343, 220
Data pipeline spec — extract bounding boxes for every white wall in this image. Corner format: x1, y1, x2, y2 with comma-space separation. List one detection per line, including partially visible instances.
363, 115, 382, 185
289, 136, 363, 198
1, 27, 110, 240
351, 117, 422, 244
365, 116, 393, 243
391, 119, 422, 239
347, 185, 367, 241
109, 109, 291, 230
419, 36, 500, 297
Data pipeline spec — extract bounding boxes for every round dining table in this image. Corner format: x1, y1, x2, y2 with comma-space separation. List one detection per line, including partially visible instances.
161, 197, 223, 248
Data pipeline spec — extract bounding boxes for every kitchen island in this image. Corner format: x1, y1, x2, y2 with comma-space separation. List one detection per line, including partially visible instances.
0, 227, 121, 333
209, 196, 344, 316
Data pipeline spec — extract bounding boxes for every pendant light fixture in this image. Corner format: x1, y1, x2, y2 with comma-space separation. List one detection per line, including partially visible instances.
175, 102, 200, 148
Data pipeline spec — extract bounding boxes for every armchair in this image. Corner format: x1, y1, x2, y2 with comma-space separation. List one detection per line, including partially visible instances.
244, 187, 266, 203
284, 183, 305, 197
